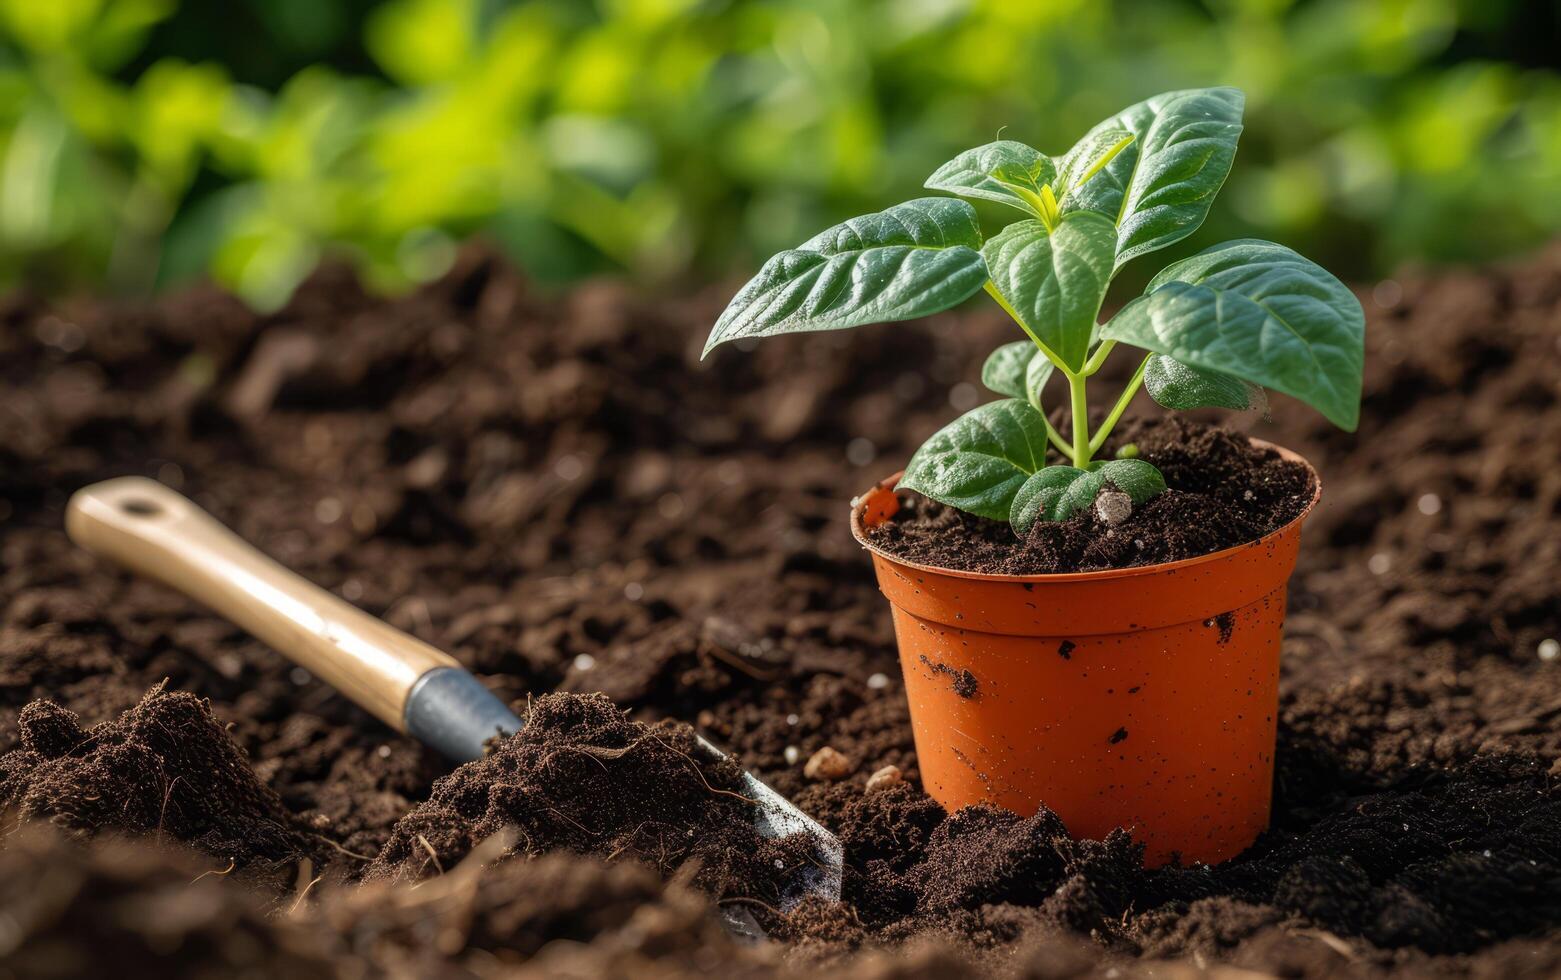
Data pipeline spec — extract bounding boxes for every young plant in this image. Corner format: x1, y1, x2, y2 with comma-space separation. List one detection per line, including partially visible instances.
705, 88, 1365, 534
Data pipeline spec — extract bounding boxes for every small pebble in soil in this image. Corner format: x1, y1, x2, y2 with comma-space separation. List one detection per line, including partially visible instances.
948, 382, 978, 410
1368, 553, 1393, 575
573, 654, 596, 671
716, 459, 743, 484
865, 765, 903, 793
846, 437, 876, 466
1539, 639, 1559, 662
803, 746, 853, 782
404, 448, 448, 487
623, 582, 644, 600
34, 315, 85, 351
1372, 278, 1403, 308
657, 492, 684, 518
786, 714, 799, 726
1417, 493, 1442, 515
377, 745, 391, 759
1095, 490, 1133, 526
289, 668, 311, 686
866, 672, 889, 690
784, 746, 800, 765
554, 454, 584, 480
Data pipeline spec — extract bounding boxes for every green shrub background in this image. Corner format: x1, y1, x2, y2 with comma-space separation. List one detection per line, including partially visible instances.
3, 0, 1558, 307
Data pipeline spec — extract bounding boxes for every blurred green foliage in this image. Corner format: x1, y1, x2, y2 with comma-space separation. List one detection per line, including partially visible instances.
2, 0, 1559, 308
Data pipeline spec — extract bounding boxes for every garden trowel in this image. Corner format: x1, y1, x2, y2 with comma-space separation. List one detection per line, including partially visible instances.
65, 476, 842, 933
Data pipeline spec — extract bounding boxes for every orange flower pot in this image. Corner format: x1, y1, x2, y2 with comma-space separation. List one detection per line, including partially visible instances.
850, 443, 1320, 867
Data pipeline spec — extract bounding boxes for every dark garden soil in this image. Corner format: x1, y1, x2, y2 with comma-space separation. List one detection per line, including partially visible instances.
1, 244, 1560, 977
867, 417, 1318, 574
363, 690, 821, 908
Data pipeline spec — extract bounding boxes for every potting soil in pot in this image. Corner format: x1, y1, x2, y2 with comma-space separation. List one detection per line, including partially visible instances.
2, 246, 1560, 976
866, 417, 1319, 574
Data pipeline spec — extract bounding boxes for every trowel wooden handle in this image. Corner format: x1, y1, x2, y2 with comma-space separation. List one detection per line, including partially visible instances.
66, 477, 459, 732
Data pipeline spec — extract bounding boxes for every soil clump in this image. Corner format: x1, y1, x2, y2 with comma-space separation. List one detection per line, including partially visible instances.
0, 684, 318, 874
365, 691, 821, 910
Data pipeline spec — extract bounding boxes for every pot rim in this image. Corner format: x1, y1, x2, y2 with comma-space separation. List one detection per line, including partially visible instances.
849, 437, 1321, 584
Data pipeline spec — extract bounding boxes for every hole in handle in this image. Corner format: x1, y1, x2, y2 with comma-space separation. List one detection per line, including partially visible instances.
119, 498, 163, 517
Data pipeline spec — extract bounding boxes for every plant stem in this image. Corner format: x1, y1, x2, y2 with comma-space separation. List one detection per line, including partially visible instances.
983, 279, 1082, 463
1069, 372, 1091, 469
983, 281, 1067, 371
1043, 415, 1070, 458
1088, 354, 1150, 455
1082, 340, 1115, 376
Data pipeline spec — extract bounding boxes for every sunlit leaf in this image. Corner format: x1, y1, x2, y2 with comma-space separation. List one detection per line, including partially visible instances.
1064, 87, 1245, 271
1143, 354, 1267, 412
981, 211, 1115, 372
899, 398, 1051, 520
704, 198, 987, 355
1101, 240, 1365, 430
1054, 128, 1133, 202
924, 140, 1056, 217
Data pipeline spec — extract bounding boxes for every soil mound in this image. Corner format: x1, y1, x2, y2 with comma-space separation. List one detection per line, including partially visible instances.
329, 848, 771, 977
1182, 754, 1561, 955
868, 417, 1315, 574
0, 822, 777, 980
0, 684, 316, 870
810, 756, 1561, 958
366, 691, 819, 907
0, 826, 332, 979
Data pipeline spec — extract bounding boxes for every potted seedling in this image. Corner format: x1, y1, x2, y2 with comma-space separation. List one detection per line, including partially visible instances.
703, 87, 1363, 865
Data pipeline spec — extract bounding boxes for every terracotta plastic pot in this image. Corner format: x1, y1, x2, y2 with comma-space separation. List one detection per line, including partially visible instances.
850, 443, 1320, 867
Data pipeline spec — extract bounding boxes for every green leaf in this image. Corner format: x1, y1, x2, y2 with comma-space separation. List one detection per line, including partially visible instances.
1100, 239, 1365, 430
1144, 354, 1267, 412
899, 399, 1051, 520
981, 211, 1115, 372
979, 341, 1055, 411
1063, 87, 1245, 271
924, 140, 1056, 217
1054, 128, 1133, 202
704, 198, 987, 356
1010, 459, 1167, 532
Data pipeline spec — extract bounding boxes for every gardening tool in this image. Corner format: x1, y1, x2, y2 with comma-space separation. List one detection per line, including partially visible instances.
66, 476, 842, 922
